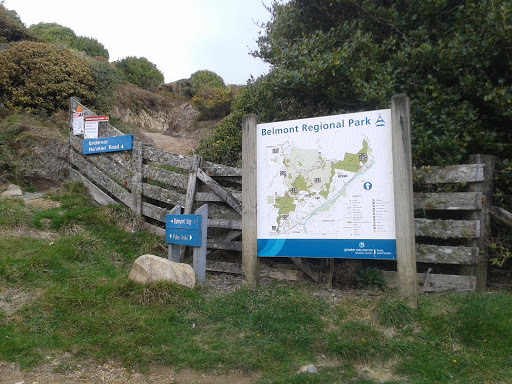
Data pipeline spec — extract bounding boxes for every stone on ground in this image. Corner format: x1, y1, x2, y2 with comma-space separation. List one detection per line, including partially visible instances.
1, 184, 22, 198
299, 365, 318, 374
129, 254, 196, 288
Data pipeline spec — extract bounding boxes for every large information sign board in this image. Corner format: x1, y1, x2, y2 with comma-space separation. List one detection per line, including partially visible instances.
256, 110, 396, 259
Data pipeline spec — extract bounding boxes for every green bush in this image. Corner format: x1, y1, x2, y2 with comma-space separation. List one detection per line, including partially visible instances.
115, 56, 164, 91
189, 70, 225, 96
29, 22, 109, 59
191, 86, 234, 120
88, 57, 121, 114
0, 41, 95, 113
73, 36, 109, 59
0, 5, 36, 42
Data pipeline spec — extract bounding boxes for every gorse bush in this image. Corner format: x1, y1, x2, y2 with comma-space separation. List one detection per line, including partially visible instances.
88, 57, 121, 114
189, 70, 226, 96
115, 56, 164, 91
191, 86, 234, 120
0, 41, 95, 113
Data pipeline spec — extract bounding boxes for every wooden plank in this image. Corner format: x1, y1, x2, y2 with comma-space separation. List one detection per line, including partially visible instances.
414, 218, 480, 239
206, 261, 303, 281
414, 164, 485, 184
195, 191, 242, 203
167, 205, 182, 263
465, 154, 496, 291
143, 164, 188, 189
197, 168, 242, 215
207, 219, 242, 230
131, 142, 143, 215
193, 204, 208, 283
491, 206, 512, 229
184, 155, 201, 214
143, 145, 194, 170
142, 183, 186, 206
202, 162, 242, 177
416, 244, 477, 265
241, 114, 260, 288
290, 258, 319, 283
414, 192, 483, 210
141, 202, 167, 222
86, 155, 133, 189
382, 271, 476, 292
70, 169, 118, 206
391, 94, 417, 308
70, 151, 133, 208
206, 239, 242, 252
142, 222, 165, 237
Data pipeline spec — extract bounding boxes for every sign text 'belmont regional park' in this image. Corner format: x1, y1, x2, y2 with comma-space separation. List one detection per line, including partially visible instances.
256, 110, 396, 260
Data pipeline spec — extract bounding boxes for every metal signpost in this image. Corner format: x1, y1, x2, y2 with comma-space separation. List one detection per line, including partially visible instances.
166, 204, 208, 283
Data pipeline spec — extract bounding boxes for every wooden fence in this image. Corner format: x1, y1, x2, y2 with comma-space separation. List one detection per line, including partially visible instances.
69, 98, 497, 292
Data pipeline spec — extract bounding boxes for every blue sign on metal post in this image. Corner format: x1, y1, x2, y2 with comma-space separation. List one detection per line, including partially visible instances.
166, 214, 202, 246
82, 134, 134, 155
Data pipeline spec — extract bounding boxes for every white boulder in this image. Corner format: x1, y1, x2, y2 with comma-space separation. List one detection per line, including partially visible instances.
129, 254, 196, 289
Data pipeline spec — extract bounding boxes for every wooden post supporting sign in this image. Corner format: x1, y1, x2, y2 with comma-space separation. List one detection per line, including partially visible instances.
391, 94, 418, 309
241, 114, 260, 289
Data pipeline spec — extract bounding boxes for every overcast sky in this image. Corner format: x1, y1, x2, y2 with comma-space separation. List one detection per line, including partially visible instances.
3, 0, 273, 85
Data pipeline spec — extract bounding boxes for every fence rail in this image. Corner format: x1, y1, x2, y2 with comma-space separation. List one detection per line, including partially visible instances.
69, 98, 497, 291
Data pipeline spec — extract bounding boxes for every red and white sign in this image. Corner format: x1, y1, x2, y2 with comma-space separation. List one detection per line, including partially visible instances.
84, 115, 108, 139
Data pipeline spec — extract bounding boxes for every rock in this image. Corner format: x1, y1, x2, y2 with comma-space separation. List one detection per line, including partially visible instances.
298, 365, 318, 374
1, 184, 22, 198
129, 254, 196, 288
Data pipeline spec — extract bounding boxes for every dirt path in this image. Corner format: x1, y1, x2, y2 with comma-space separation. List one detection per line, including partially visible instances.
142, 132, 197, 156
0, 361, 258, 384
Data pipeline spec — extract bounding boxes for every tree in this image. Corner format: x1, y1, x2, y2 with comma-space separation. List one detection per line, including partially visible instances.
0, 4, 36, 42
114, 56, 164, 91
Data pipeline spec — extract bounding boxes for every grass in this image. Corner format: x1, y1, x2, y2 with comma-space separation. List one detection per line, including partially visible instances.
1, 182, 512, 383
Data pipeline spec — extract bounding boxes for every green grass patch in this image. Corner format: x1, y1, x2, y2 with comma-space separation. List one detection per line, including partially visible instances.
1, 182, 512, 383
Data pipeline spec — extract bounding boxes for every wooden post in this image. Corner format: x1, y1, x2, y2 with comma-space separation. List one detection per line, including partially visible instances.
184, 154, 201, 215
467, 154, 495, 291
132, 141, 143, 215
242, 114, 260, 289
391, 94, 417, 309
167, 205, 182, 263
193, 204, 208, 284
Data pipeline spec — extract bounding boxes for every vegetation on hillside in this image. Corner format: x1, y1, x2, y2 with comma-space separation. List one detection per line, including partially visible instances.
29, 22, 109, 59
0, 41, 96, 113
114, 56, 164, 92
0, 4, 36, 42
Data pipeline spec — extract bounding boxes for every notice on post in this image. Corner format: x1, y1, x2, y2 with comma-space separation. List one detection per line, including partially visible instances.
72, 112, 84, 135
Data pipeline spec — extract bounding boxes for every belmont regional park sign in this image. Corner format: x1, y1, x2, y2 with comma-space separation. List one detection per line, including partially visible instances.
82, 134, 134, 155
256, 109, 396, 260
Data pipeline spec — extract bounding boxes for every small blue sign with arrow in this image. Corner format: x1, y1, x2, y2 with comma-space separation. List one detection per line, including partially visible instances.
166, 214, 202, 246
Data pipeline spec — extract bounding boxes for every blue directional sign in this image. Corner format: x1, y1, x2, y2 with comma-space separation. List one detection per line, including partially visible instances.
166, 214, 202, 246
82, 134, 134, 155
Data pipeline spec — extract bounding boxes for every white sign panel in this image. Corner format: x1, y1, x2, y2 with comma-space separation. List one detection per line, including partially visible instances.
256, 109, 396, 259
83, 115, 108, 140
72, 112, 84, 135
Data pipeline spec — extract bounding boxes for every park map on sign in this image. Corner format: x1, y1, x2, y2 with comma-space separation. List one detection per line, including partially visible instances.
269, 139, 371, 235
257, 110, 395, 246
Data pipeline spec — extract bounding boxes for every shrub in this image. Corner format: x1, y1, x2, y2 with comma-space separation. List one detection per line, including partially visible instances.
88, 57, 121, 114
0, 41, 95, 113
189, 70, 225, 96
74, 36, 109, 59
29, 22, 109, 59
0, 4, 36, 42
191, 86, 234, 120
115, 56, 164, 91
